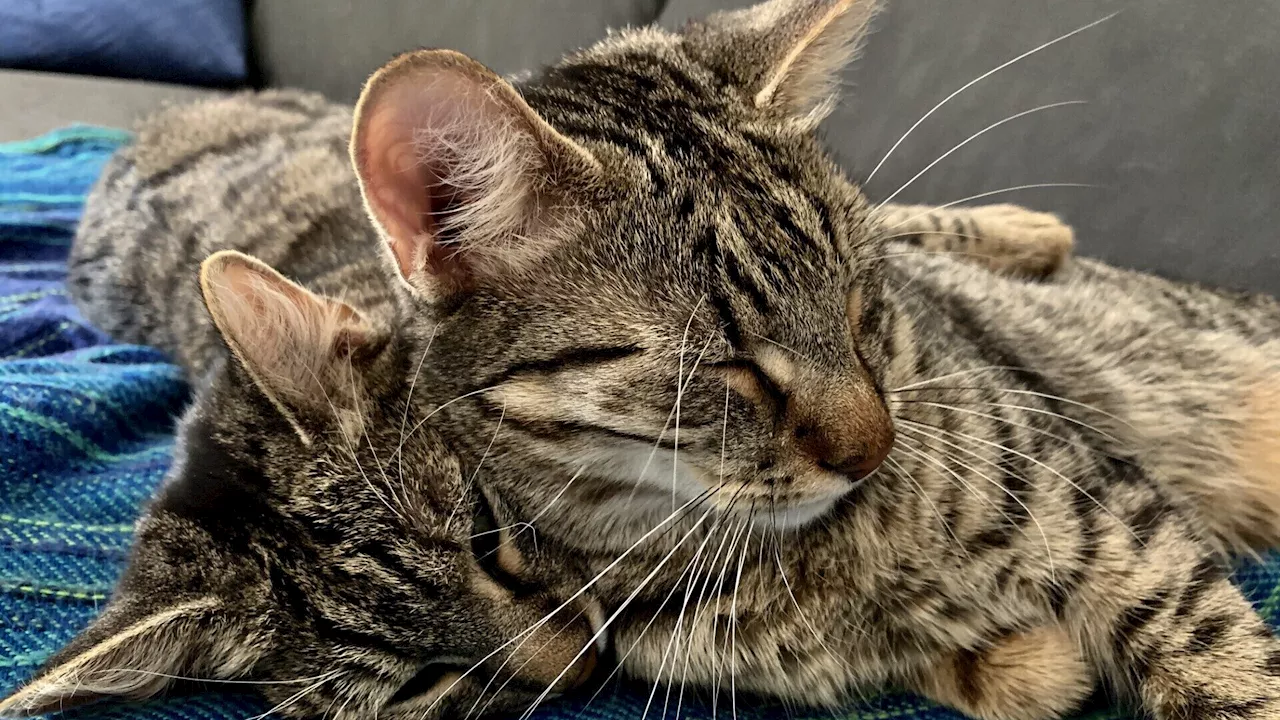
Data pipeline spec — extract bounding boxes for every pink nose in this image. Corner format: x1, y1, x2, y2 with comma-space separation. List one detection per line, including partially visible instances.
822, 434, 893, 481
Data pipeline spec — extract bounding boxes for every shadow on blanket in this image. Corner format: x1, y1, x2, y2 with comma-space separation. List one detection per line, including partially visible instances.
1, 127, 1273, 720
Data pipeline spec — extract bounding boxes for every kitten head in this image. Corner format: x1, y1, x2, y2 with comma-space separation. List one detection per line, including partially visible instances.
0, 252, 601, 720
349, 0, 894, 538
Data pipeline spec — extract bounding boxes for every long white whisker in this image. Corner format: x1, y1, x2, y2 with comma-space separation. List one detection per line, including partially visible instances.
891, 384, 1136, 429
445, 397, 506, 533
885, 455, 968, 559
398, 324, 439, 498
626, 299, 708, 508
518, 492, 729, 720
894, 426, 1055, 576
898, 417, 1141, 544
879, 101, 1088, 207
399, 384, 504, 451
882, 184, 1098, 232
865, 12, 1118, 183
672, 298, 711, 510
896, 398, 1122, 449
429, 485, 721, 718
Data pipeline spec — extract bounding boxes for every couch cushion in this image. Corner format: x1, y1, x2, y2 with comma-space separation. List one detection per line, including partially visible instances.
662, 0, 1280, 295
250, 0, 664, 103
0, 71, 220, 144
0, 0, 247, 86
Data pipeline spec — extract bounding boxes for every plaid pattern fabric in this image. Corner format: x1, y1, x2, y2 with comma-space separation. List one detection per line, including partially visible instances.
1, 127, 1276, 720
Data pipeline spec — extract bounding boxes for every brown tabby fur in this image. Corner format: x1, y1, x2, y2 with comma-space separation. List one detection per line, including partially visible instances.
6, 1, 1280, 719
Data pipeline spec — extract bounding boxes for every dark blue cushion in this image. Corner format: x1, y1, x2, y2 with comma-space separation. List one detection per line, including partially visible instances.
0, 0, 246, 86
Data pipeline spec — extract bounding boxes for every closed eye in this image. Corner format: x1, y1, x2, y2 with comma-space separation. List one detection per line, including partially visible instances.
386, 661, 466, 707
470, 492, 536, 594
714, 360, 787, 410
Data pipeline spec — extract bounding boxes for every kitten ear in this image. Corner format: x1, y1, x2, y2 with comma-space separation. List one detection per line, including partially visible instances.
199, 250, 378, 439
682, 0, 878, 121
0, 596, 257, 717
351, 49, 601, 301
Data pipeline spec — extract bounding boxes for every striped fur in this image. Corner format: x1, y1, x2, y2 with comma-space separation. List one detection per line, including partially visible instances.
2, 92, 603, 720
11, 0, 1280, 719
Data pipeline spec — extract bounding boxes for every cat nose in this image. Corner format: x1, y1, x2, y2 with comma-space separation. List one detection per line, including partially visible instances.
796, 420, 894, 481
821, 439, 892, 481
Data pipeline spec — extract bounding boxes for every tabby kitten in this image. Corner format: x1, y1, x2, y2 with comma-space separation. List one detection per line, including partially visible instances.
0, 81, 1053, 720
0, 97, 604, 719
335, 0, 1280, 718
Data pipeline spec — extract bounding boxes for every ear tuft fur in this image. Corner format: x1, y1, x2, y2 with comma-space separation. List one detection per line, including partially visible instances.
350, 49, 600, 300
0, 598, 261, 718
199, 251, 376, 441
683, 0, 879, 120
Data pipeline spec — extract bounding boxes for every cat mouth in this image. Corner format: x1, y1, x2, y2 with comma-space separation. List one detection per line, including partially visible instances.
736, 493, 845, 529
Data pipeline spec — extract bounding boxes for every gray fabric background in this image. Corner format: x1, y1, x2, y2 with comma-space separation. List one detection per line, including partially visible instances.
662, 0, 1280, 294
250, 0, 664, 102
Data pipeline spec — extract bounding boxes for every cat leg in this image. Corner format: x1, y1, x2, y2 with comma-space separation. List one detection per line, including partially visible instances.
912, 624, 1094, 720
1067, 500, 1280, 719
875, 203, 1074, 278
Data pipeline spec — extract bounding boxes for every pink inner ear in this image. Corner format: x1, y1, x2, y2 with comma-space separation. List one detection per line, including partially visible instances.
356, 72, 494, 283
360, 118, 437, 279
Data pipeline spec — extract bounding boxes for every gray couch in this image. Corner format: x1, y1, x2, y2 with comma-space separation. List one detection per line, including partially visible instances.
4, 0, 1275, 293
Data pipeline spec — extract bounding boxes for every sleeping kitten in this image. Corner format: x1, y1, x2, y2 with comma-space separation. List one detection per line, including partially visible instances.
0, 99, 604, 720
0, 84, 1058, 720
334, 0, 1280, 718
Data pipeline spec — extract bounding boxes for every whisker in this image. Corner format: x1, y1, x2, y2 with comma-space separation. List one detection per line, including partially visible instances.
398, 323, 439, 502
889, 384, 1136, 430
304, 365, 405, 524
398, 384, 505, 454
743, 329, 814, 364
884, 455, 969, 560
445, 397, 507, 533
427, 483, 722, 719
626, 299, 708, 509
879, 101, 1088, 207
82, 668, 340, 686
897, 417, 1142, 544
517, 489, 732, 720
673, 327, 717, 511
895, 435, 1055, 578
888, 365, 1041, 393
865, 12, 1118, 183
244, 671, 343, 720
893, 397, 1125, 444
882, 184, 1098, 231
893, 398, 1123, 449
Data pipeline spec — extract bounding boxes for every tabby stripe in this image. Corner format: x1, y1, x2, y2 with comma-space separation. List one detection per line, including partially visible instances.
1186, 613, 1233, 654
1178, 691, 1268, 719
313, 614, 413, 660
1127, 495, 1170, 548
493, 344, 643, 385
1175, 557, 1229, 619
1111, 588, 1171, 679
721, 250, 771, 317
709, 289, 744, 349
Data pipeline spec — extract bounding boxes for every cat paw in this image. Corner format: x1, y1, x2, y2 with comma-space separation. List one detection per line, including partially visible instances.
961, 204, 1075, 278
915, 625, 1093, 720
877, 202, 1075, 279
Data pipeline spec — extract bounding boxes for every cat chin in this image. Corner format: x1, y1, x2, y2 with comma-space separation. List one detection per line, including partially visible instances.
734, 493, 846, 531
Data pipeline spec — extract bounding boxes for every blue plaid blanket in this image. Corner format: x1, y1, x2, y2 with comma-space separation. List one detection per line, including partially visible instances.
2, 127, 1276, 720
